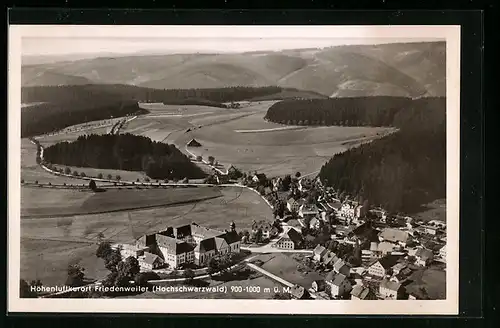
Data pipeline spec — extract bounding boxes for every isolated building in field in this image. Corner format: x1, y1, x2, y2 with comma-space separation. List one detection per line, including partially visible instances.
187, 139, 202, 147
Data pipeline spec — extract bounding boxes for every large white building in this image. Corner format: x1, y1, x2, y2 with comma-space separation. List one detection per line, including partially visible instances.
135, 222, 241, 269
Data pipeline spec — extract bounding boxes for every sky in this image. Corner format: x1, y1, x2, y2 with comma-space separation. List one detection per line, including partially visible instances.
22, 36, 443, 57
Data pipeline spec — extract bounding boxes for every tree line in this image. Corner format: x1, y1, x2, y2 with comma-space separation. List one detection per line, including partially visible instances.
22, 100, 147, 138
43, 133, 206, 180
21, 84, 299, 137
264, 97, 442, 128
22, 84, 286, 105
318, 97, 446, 213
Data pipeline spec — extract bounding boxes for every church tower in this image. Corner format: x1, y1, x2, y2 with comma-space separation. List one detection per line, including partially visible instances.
230, 221, 236, 232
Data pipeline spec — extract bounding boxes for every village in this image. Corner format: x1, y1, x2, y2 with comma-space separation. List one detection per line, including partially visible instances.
110, 144, 446, 301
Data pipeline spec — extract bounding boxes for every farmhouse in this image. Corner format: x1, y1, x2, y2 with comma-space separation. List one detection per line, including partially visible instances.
379, 279, 405, 300
139, 252, 164, 271
313, 245, 328, 262
311, 280, 326, 293
286, 197, 305, 213
187, 139, 202, 147
325, 272, 352, 299
350, 285, 376, 300
273, 228, 303, 250
251, 220, 274, 239
322, 251, 339, 268
367, 255, 400, 278
333, 258, 351, 277
291, 285, 310, 300
309, 217, 322, 230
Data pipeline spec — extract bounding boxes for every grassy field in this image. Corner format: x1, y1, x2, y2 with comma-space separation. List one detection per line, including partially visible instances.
21, 186, 222, 218
251, 253, 324, 288
37, 126, 111, 146
20, 187, 272, 285
21, 138, 86, 185
405, 265, 446, 300
20, 238, 107, 287
21, 187, 271, 243
171, 103, 392, 176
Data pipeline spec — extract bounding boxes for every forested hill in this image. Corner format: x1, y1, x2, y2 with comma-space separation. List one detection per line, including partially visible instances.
43, 133, 206, 180
21, 85, 322, 105
22, 85, 323, 138
264, 97, 445, 128
318, 97, 446, 214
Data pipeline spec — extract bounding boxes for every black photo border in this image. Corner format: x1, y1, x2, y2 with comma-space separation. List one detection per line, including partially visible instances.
4, 6, 488, 328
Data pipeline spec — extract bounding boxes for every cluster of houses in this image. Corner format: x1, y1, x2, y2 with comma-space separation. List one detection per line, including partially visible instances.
258, 176, 447, 301
289, 223, 446, 300
114, 222, 241, 271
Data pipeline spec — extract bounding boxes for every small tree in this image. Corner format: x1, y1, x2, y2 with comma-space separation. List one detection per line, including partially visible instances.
80, 172, 86, 178
35, 180, 38, 185
107, 174, 113, 180
65, 167, 71, 174
208, 156, 215, 165
89, 179, 97, 191
183, 177, 189, 184
66, 264, 85, 287
116, 175, 121, 181
73, 170, 79, 176
196, 155, 202, 162
97, 173, 103, 179
21, 179, 25, 184
295, 172, 301, 178
144, 177, 150, 183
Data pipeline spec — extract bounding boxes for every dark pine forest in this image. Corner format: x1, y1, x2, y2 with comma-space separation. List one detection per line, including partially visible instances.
43, 133, 207, 180
264, 97, 446, 214
21, 85, 299, 138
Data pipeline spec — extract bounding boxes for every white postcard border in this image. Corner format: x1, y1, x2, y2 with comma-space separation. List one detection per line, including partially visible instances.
8, 25, 460, 315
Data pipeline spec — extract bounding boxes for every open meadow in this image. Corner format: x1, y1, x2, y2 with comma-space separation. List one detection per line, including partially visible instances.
21, 185, 222, 218
128, 101, 393, 177
20, 238, 108, 287
20, 187, 272, 285
21, 138, 89, 185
